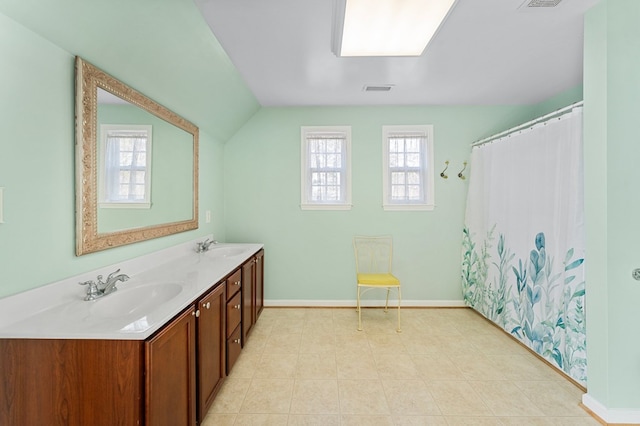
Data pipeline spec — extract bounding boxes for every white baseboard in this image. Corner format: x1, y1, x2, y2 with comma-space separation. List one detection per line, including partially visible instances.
582, 393, 640, 424
264, 299, 467, 308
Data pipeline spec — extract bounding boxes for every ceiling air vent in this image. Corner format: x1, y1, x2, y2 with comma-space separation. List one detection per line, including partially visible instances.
519, 0, 563, 8
363, 85, 394, 92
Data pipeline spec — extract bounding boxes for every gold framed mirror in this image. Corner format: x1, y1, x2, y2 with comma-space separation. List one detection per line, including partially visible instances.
75, 57, 198, 255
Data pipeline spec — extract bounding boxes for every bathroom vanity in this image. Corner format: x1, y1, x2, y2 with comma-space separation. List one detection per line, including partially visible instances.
0, 240, 264, 426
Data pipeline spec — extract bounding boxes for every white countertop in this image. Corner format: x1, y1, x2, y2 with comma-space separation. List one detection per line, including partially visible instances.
0, 238, 263, 340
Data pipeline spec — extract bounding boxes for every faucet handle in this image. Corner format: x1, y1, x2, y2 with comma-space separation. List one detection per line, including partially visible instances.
106, 269, 121, 281
79, 280, 100, 301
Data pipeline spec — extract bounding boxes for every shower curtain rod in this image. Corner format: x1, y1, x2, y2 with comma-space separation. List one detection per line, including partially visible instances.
471, 100, 584, 147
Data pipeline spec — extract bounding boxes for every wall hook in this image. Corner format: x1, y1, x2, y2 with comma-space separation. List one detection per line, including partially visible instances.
458, 161, 467, 180
440, 161, 449, 179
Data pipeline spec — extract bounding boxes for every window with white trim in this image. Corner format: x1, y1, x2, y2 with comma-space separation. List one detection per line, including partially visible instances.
301, 126, 352, 210
99, 124, 152, 209
382, 125, 434, 211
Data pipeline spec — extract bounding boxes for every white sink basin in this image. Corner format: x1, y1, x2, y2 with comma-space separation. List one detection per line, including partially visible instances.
90, 283, 182, 319
207, 246, 246, 258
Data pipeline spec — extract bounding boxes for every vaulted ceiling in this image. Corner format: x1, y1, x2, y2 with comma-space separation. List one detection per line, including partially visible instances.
195, 0, 601, 106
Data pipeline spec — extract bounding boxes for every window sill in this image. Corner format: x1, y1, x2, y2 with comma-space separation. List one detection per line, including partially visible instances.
300, 203, 352, 211
383, 204, 434, 211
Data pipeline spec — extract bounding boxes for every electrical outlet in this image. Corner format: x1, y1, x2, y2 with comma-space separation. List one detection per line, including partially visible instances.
205, 210, 211, 223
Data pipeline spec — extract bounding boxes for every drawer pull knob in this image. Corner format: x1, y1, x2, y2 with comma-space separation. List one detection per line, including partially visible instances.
234, 281, 241, 286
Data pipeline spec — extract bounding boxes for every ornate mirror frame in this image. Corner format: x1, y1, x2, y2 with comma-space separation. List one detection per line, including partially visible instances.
75, 57, 199, 255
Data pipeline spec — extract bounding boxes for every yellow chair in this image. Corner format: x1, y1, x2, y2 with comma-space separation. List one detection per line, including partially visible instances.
353, 235, 401, 332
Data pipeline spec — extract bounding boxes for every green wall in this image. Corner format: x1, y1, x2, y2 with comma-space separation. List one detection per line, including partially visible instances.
584, 0, 640, 411
0, 2, 259, 298
223, 105, 561, 302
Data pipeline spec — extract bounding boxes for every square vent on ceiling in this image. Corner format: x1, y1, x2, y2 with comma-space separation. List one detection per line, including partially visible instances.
363, 85, 394, 92
519, 0, 563, 8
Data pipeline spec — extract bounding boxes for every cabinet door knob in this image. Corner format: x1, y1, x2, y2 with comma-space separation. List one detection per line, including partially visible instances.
234, 338, 241, 344
235, 280, 241, 286
234, 304, 241, 310
205, 302, 211, 309
192, 309, 200, 318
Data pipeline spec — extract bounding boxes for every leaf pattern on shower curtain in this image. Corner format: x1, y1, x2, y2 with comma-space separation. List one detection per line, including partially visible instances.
462, 228, 587, 384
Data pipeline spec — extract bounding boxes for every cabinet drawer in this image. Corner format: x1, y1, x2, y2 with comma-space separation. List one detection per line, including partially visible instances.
226, 325, 242, 375
226, 269, 242, 300
226, 292, 242, 338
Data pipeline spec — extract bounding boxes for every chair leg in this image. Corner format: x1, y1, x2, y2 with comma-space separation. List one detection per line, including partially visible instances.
396, 287, 402, 333
384, 288, 390, 313
357, 285, 363, 331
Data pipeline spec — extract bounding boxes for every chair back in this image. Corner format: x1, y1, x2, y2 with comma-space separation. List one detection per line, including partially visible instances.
353, 235, 394, 274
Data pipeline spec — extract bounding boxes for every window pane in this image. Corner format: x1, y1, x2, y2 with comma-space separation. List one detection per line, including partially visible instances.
119, 152, 133, 166
134, 138, 146, 152
135, 152, 146, 167
133, 171, 146, 184
406, 153, 420, 167
327, 172, 338, 185
407, 172, 421, 184
311, 172, 324, 185
405, 138, 420, 152
118, 184, 129, 198
391, 172, 405, 184
119, 139, 133, 151
132, 184, 145, 199
391, 185, 405, 199
326, 186, 339, 201
408, 185, 421, 200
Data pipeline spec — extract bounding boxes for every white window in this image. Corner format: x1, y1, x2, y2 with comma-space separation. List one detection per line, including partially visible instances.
99, 124, 152, 209
301, 126, 352, 210
382, 125, 434, 211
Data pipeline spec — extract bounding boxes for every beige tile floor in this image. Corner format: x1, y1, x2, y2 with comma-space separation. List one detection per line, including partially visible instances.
201, 307, 598, 426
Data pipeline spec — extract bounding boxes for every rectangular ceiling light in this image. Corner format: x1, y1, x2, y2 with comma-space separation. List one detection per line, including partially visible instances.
334, 0, 458, 57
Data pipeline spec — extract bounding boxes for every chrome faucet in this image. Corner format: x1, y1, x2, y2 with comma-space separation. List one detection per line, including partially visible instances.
196, 238, 218, 253
79, 268, 129, 301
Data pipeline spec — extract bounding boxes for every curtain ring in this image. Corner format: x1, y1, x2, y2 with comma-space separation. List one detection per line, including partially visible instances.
440, 161, 449, 179
458, 161, 467, 180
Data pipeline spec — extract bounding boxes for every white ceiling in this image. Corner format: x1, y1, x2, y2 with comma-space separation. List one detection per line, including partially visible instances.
194, 0, 601, 107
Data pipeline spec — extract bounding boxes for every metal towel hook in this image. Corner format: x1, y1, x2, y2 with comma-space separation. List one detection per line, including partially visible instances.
458, 161, 467, 180
440, 161, 449, 179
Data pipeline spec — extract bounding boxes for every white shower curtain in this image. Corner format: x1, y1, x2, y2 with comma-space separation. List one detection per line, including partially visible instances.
462, 107, 586, 385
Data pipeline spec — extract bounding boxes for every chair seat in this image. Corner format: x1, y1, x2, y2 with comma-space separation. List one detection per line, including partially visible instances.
357, 273, 400, 286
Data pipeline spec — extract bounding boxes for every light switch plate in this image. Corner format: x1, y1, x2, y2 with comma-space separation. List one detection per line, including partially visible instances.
205, 210, 211, 223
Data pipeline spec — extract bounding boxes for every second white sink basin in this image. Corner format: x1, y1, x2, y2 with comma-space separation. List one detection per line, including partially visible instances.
207, 246, 246, 258
90, 283, 183, 319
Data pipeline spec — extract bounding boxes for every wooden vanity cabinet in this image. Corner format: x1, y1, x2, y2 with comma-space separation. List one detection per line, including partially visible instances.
196, 283, 226, 420
255, 249, 264, 319
0, 249, 264, 426
242, 249, 265, 344
146, 306, 197, 426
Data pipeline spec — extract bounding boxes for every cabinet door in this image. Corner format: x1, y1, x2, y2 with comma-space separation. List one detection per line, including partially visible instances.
241, 258, 255, 343
255, 249, 264, 319
197, 283, 226, 421
146, 307, 197, 426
